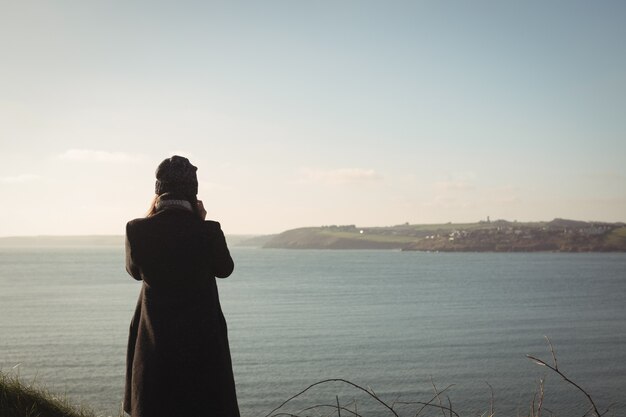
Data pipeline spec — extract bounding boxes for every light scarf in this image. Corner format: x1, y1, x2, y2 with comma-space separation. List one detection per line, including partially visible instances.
155, 199, 193, 212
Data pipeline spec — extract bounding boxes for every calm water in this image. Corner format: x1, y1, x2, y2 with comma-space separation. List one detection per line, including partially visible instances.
1, 247, 625, 416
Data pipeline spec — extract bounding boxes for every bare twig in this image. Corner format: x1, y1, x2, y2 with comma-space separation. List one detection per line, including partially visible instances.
336, 395, 341, 417
527, 339, 605, 417
298, 403, 363, 417
392, 384, 459, 417
537, 377, 545, 417
545, 336, 558, 370
266, 339, 612, 417
408, 383, 456, 417
430, 377, 447, 417
395, 400, 460, 417
485, 381, 494, 417
530, 391, 536, 417
390, 394, 402, 411
526, 354, 603, 417
264, 378, 400, 417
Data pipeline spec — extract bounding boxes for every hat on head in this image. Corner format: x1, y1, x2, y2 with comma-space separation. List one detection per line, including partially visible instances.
155, 155, 198, 196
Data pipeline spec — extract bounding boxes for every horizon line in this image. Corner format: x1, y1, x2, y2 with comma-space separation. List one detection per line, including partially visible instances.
2, 217, 625, 240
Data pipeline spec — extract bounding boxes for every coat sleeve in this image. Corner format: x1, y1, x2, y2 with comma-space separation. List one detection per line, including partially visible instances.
205, 221, 234, 278
125, 222, 142, 281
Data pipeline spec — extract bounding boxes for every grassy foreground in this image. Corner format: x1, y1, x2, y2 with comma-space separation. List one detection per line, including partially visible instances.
0, 372, 122, 417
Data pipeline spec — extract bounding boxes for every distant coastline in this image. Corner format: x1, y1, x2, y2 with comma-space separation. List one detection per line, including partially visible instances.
2, 218, 625, 252
262, 218, 626, 252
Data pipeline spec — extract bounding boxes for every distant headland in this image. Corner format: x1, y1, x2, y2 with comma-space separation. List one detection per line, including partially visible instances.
1, 219, 625, 252
259, 219, 626, 252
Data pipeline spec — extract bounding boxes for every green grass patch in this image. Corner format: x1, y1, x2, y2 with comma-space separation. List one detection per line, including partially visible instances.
318, 230, 418, 244
605, 226, 626, 247
0, 372, 121, 417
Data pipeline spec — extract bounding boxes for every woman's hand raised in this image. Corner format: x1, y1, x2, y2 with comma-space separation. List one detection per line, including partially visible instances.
197, 200, 207, 220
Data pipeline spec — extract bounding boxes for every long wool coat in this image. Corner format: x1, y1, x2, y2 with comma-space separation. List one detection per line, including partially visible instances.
123, 207, 240, 417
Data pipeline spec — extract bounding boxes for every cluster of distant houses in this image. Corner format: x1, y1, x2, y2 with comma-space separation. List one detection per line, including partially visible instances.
320, 221, 621, 242
445, 223, 617, 242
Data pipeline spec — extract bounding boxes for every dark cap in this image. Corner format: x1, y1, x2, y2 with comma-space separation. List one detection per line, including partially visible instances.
155, 155, 198, 196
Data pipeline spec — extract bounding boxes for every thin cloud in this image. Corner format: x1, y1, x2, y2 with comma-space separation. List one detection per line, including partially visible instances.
433, 180, 475, 192
0, 174, 42, 184
424, 195, 474, 209
486, 185, 521, 204
433, 171, 477, 192
57, 149, 146, 163
300, 168, 382, 184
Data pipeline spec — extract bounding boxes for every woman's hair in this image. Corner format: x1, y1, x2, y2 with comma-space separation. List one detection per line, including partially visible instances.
146, 195, 159, 217
146, 193, 199, 218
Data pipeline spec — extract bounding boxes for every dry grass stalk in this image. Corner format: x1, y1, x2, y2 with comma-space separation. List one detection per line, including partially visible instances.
430, 377, 447, 417
264, 378, 462, 417
485, 382, 494, 417
526, 336, 608, 417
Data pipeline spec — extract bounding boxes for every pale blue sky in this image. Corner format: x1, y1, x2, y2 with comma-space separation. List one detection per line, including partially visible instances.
1, 1, 625, 235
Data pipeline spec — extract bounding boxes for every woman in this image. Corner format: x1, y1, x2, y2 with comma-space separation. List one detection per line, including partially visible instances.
124, 155, 240, 417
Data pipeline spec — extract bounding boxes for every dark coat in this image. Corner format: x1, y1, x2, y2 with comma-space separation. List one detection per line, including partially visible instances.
123, 207, 240, 417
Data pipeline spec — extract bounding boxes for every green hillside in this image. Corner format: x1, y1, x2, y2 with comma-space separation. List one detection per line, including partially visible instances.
264, 220, 626, 252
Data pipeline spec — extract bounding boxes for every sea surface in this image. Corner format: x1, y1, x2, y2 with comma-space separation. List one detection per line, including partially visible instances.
1, 247, 625, 416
